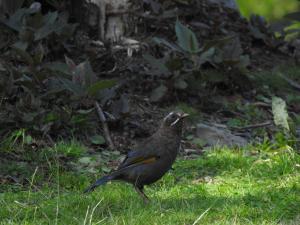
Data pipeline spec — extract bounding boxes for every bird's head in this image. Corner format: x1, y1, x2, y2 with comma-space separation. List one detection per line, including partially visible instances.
161, 111, 189, 134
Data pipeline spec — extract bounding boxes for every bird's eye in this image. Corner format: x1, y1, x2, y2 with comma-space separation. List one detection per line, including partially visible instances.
170, 115, 177, 121
164, 112, 179, 125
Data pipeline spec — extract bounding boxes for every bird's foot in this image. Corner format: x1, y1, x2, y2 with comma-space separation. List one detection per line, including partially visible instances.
134, 185, 150, 204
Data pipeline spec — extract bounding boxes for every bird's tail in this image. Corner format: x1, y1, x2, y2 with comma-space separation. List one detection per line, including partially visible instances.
83, 174, 114, 193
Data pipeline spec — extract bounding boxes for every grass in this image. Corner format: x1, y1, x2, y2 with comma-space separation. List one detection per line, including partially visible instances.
0, 145, 300, 224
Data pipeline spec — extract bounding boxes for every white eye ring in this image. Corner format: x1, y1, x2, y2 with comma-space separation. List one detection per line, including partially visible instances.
164, 112, 174, 121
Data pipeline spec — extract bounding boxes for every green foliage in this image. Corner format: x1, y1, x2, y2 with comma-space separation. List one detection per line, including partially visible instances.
2, 7, 77, 48
175, 19, 199, 54
237, 0, 298, 20
0, 5, 117, 139
237, 1, 300, 40
54, 141, 87, 158
255, 132, 296, 153
146, 21, 249, 102
0, 129, 32, 152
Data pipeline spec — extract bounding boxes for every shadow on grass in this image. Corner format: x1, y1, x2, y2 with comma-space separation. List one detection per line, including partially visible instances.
67, 183, 300, 224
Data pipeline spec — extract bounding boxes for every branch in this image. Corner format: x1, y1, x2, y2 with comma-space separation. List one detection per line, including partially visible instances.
94, 101, 115, 150
278, 72, 300, 91
232, 121, 272, 130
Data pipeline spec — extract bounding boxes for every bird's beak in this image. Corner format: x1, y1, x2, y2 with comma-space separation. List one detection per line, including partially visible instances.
179, 113, 189, 119
170, 113, 189, 126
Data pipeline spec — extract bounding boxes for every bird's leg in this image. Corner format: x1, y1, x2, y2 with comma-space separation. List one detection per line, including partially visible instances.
134, 185, 149, 204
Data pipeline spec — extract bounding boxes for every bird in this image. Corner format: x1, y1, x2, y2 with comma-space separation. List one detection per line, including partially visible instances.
84, 111, 188, 203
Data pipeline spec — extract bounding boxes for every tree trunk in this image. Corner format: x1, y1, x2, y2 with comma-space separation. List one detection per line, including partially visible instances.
85, 0, 131, 42
87, 0, 239, 42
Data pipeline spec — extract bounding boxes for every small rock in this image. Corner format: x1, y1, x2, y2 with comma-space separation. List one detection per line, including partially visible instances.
196, 123, 248, 147
192, 176, 213, 184
184, 148, 198, 155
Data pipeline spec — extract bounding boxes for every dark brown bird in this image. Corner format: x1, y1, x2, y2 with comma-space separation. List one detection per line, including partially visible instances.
84, 112, 188, 202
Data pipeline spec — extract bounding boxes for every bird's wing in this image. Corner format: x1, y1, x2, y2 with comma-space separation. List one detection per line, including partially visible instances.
118, 138, 160, 169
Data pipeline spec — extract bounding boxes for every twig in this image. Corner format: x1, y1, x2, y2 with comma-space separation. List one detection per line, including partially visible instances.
94, 101, 115, 150
46, 134, 55, 147
232, 121, 272, 130
252, 102, 271, 108
192, 207, 211, 225
278, 72, 300, 91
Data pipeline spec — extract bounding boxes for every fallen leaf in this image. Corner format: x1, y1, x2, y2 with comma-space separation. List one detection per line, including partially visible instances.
272, 96, 289, 131
150, 85, 168, 102
90, 135, 106, 145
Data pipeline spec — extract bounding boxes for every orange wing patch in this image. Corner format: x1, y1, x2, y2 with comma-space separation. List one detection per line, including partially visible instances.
140, 157, 157, 164
129, 156, 157, 166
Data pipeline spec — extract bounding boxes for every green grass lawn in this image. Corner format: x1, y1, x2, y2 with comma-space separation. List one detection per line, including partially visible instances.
1, 147, 300, 225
